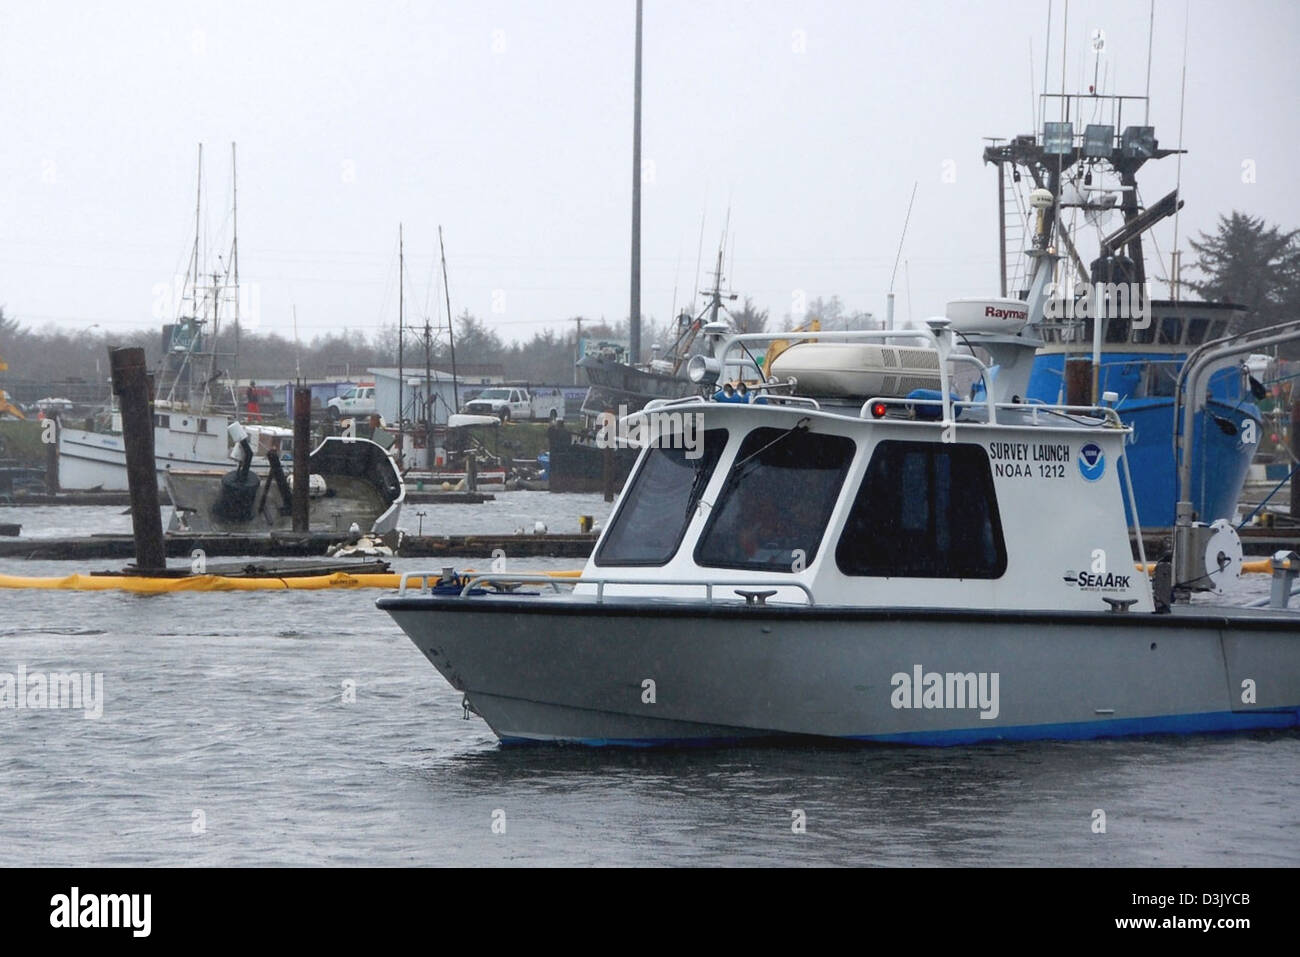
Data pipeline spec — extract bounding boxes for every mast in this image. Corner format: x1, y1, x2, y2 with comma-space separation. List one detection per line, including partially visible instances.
997, 160, 1007, 297
628, 0, 643, 366
171, 143, 203, 407
439, 225, 459, 411
192, 144, 202, 330
424, 315, 432, 453
398, 224, 404, 432
707, 242, 725, 325
231, 141, 239, 398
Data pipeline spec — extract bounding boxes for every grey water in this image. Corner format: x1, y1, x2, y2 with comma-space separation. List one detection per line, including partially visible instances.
1, 494, 1297, 866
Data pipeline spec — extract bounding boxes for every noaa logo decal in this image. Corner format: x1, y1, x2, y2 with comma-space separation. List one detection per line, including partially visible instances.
1077, 443, 1105, 481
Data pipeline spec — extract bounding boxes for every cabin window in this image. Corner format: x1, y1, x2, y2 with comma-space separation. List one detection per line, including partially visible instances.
1185, 317, 1210, 346
154, 414, 170, 428
1104, 316, 1131, 344
594, 429, 728, 567
836, 441, 1007, 579
1157, 316, 1182, 345
694, 427, 855, 572
1143, 362, 1179, 397
1130, 315, 1157, 344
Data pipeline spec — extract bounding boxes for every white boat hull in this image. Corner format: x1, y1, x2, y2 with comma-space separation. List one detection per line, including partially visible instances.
57, 427, 234, 491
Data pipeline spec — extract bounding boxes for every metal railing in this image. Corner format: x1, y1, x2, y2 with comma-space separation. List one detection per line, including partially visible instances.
397, 571, 815, 605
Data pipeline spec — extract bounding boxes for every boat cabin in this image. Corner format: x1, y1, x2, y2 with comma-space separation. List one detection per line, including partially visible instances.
1029, 300, 1252, 405
582, 323, 1152, 614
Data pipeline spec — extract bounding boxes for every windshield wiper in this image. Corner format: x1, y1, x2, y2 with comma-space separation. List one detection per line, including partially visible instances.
730, 416, 811, 480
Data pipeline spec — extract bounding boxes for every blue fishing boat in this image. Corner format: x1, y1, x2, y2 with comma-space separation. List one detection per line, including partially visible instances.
1026, 302, 1261, 527
984, 90, 1269, 528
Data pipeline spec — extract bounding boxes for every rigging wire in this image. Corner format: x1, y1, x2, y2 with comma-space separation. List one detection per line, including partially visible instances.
1170, 0, 1191, 300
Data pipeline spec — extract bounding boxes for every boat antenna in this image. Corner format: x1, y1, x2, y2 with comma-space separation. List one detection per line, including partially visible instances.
887, 181, 918, 330
440, 225, 459, 411
1028, 36, 1037, 130
1041, 0, 1052, 129
1170, 0, 1189, 302
1144, 0, 1155, 124
1060, 0, 1069, 114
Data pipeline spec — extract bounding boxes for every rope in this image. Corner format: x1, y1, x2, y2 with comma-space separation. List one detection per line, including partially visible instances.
1237, 461, 1300, 529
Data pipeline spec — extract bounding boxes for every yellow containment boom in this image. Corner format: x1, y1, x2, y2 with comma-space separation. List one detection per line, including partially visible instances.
1135, 558, 1292, 575
0, 571, 405, 593
0, 567, 585, 593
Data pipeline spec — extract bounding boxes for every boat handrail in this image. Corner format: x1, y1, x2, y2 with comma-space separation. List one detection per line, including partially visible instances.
994, 402, 1124, 428
760, 394, 821, 410
855, 396, 1123, 431
397, 571, 815, 605
642, 396, 707, 413
949, 352, 998, 424
1172, 318, 1300, 505
859, 395, 956, 418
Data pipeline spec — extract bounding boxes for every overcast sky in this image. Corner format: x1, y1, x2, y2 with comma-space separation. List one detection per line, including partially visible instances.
2, 0, 1297, 348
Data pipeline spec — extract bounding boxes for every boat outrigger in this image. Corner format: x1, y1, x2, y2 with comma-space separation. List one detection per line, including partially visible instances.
378, 192, 1300, 748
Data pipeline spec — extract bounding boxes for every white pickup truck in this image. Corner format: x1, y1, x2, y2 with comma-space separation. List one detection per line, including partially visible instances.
461, 386, 564, 422
326, 384, 377, 420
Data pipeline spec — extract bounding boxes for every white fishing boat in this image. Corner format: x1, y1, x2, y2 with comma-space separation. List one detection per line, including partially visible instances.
57, 144, 254, 491
58, 403, 238, 491
378, 191, 1300, 747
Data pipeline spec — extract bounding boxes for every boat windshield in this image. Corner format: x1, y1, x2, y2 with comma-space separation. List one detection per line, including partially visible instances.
695, 427, 855, 572
594, 429, 728, 566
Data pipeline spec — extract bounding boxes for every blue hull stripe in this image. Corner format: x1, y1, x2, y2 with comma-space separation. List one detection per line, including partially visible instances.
496, 707, 1300, 748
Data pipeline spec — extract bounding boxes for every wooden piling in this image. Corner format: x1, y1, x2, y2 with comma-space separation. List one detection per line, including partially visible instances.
109, 347, 165, 570
1064, 358, 1093, 407
44, 415, 60, 494
292, 383, 311, 532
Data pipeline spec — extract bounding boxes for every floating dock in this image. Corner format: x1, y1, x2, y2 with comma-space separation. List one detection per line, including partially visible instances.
0, 531, 598, 561
1135, 524, 1300, 559
0, 526, 1295, 562
3, 489, 494, 506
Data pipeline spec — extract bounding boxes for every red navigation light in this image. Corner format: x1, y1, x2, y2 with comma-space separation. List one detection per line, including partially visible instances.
871, 401, 888, 419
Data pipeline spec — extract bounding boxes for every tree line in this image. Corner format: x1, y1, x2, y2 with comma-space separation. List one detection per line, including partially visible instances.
2, 210, 1297, 396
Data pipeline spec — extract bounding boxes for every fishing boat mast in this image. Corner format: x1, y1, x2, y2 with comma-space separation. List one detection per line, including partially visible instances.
628, 0, 643, 366
231, 141, 240, 394
439, 225, 459, 412
398, 223, 404, 434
